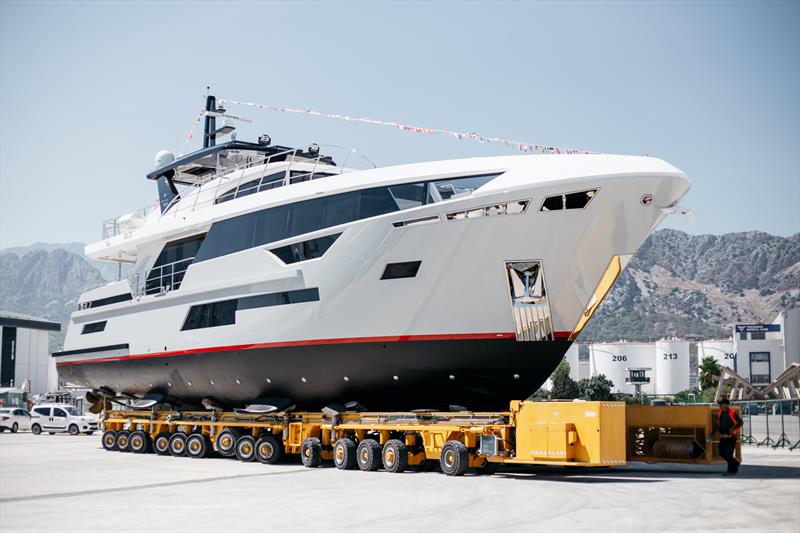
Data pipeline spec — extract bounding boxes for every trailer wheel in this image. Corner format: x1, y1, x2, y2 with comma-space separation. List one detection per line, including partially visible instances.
382, 439, 409, 473
168, 433, 187, 457
128, 431, 151, 453
301, 437, 322, 468
255, 434, 283, 465
235, 435, 256, 462
186, 434, 210, 459
333, 438, 357, 470
115, 430, 131, 452
356, 439, 382, 472
440, 440, 468, 476
215, 428, 239, 457
101, 430, 117, 451
153, 432, 171, 455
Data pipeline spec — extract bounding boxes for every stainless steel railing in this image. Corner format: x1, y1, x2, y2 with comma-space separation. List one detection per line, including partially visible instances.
129, 257, 195, 297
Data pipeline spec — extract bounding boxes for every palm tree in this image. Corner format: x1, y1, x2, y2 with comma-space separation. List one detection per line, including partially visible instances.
699, 356, 722, 390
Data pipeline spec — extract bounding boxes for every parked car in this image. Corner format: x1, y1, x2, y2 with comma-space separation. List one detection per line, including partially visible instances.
30, 404, 98, 435
0, 408, 32, 433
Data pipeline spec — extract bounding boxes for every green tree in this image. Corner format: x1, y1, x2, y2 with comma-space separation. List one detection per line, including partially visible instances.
577, 374, 615, 401
699, 356, 721, 390
549, 359, 579, 399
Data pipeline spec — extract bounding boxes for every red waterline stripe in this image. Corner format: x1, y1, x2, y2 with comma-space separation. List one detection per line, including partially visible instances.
56, 331, 573, 366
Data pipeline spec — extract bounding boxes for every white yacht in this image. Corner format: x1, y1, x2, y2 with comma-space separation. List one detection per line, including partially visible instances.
54, 95, 691, 410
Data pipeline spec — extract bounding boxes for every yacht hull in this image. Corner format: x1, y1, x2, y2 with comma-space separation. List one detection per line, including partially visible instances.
57, 337, 570, 410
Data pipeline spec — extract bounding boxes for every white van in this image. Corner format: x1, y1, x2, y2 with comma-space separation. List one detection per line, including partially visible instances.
30, 404, 98, 435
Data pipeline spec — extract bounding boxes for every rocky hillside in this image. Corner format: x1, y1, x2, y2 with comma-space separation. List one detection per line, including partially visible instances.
0, 230, 797, 352
2, 242, 128, 282
580, 230, 800, 341
0, 249, 105, 351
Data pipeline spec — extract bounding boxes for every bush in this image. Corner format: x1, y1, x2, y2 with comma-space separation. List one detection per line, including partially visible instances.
549, 359, 579, 400
577, 375, 614, 401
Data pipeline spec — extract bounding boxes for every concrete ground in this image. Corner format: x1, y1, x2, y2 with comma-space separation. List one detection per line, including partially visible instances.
1, 433, 798, 533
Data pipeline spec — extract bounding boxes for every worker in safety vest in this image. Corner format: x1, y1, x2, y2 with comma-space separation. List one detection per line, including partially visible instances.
716, 398, 743, 475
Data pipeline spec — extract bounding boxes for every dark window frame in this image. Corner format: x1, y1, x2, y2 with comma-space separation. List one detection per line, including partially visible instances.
539, 188, 598, 212
381, 261, 422, 280
81, 321, 107, 335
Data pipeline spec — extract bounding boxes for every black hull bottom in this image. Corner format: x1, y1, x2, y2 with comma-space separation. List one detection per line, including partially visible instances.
58, 339, 570, 411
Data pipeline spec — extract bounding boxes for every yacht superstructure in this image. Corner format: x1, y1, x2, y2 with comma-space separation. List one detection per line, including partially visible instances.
55, 95, 691, 410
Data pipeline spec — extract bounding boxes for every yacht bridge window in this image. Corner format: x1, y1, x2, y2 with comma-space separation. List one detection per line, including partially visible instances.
145, 235, 205, 294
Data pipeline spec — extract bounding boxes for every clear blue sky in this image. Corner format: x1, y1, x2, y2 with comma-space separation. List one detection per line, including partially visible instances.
1, 1, 798, 248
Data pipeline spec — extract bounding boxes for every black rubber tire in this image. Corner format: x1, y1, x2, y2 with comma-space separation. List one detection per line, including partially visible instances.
333, 438, 357, 470
128, 431, 151, 453
101, 430, 117, 450
301, 437, 322, 468
48, 432, 56, 435
255, 434, 283, 465
0, 427, 4, 432
68, 424, 80, 436
168, 433, 187, 457
356, 439, 382, 472
215, 428, 239, 457
153, 432, 172, 455
440, 440, 469, 476
31, 424, 42, 435
235, 435, 257, 462
382, 439, 409, 473
115, 430, 131, 452
11, 422, 18, 433
186, 433, 210, 459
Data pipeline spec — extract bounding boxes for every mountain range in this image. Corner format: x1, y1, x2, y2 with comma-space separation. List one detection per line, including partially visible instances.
1, 229, 798, 351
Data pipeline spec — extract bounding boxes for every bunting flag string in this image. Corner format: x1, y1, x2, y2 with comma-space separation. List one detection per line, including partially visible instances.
217, 97, 597, 155
178, 107, 207, 156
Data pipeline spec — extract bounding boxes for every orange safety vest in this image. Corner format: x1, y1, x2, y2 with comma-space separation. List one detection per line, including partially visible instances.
716, 409, 740, 435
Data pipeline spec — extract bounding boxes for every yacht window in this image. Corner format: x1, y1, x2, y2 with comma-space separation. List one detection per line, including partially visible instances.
215, 172, 287, 204
427, 174, 499, 203
360, 187, 399, 218
146, 235, 205, 294
388, 183, 427, 210
253, 205, 291, 247
323, 191, 360, 228
238, 288, 320, 310
219, 212, 257, 257
289, 197, 326, 237
540, 189, 597, 211
81, 321, 107, 334
270, 234, 341, 264
181, 300, 238, 330
381, 261, 422, 280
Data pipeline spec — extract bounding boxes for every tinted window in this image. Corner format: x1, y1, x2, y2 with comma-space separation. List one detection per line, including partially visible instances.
389, 183, 427, 209
152, 235, 205, 267
289, 197, 325, 237
182, 300, 238, 331
270, 234, 340, 264
564, 190, 596, 209
52, 408, 67, 417
323, 191, 359, 228
750, 331, 766, 340
81, 321, 107, 334
254, 205, 291, 247
381, 261, 422, 280
219, 212, 257, 257
147, 235, 205, 293
429, 175, 498, 201
33, 407, 50, 416
359, 188, 398, 218
238, 288, 320, 310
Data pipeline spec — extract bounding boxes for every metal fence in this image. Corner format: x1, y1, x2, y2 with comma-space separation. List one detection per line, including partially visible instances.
731, 399, 800, 450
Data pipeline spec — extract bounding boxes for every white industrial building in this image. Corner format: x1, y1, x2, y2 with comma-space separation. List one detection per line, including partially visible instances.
0, 312, 60, 396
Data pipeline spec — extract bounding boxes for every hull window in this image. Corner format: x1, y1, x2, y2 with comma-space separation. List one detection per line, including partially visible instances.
181, 288, 321, 330
81, 321, 107, 334
381, 261, 422, 280
270, 234, 341, 264
505, 261, 554, 342
540, 189, 597, 211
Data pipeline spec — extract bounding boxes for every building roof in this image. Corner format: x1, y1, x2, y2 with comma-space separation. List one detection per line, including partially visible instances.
0, 311, 61, 332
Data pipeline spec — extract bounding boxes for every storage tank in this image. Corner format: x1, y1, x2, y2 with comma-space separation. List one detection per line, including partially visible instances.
589, 342, 655, 395
654, 339, 690, 395
699, 339, 737, 372
564, 343, 581, 381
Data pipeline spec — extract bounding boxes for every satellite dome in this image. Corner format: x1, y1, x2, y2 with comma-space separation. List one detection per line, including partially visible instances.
154, 150, 175, 169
